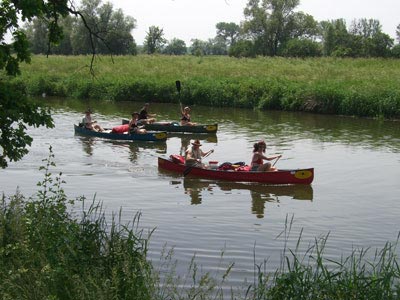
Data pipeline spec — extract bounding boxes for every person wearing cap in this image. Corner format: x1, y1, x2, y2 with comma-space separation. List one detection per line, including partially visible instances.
82, 109, 104, 132
185, 139, 214, 167
129, 112, 147, 134
138, 103, 156, 124
250, 140, 281, 172
180, 105, 197, 126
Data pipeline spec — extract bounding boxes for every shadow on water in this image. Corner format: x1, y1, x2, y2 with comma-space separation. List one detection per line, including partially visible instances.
75, 136, 167, 161
164, 175, 313, 218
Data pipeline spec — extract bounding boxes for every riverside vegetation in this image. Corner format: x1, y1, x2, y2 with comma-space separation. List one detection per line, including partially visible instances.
16, 55, 400, 120
1, 149, 400, 299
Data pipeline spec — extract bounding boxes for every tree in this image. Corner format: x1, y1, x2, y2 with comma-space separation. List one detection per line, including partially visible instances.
392, 44, 400, 58
205, 38, 228, 55
280, 38, 322, 57
0, 0, 106, 168
228, 39, 256, 57
85, 2, 136, 55
216, 22, 240, 47
190, 39, 207, 56
23, 18, 49, 54
144, 26, 166, 54
319, 19, 351, 56
163, 38, 187, 55
397, 24, 400, 44
24, 15, 75, 55
242, 0, 317, 56
349, 19, 393, 57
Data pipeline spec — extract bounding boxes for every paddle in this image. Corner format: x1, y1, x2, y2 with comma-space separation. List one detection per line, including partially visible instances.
272, 155, 281, 167
183, 149, 213, 177
176, 80, 183, 114
175, 80, 181, 96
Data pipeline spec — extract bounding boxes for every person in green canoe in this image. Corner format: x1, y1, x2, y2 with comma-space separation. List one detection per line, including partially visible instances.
82, 109, 104, 132
180, 105, 197, 126
138, 103, 156, 124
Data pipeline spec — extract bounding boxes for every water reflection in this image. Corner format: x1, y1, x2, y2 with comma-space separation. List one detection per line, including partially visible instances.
217, 181, 313, 218
170, 178, 313, 217
176, 134, 218, 156
123, 141, 167, 162
76, 136, 95, 156
43, 98, 400, 153
75, 136, 167, 162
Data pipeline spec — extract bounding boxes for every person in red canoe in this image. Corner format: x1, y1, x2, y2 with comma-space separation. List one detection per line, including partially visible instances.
250, 140, 281, 172
129, 112, 147, 134
185, 139, 213, 167
180, 105, 197, 126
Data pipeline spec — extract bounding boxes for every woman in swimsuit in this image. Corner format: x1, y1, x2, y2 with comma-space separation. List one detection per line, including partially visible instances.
180, 105, 197, 126
129, 112, 147, 134
250, 140, 281, 172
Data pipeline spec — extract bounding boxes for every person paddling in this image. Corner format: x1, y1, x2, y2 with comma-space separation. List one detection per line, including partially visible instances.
250, 140, 281, 172
185, 139, 213, 168
180, 104, 197, 126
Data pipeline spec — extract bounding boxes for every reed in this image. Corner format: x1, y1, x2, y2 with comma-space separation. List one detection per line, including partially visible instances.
248, 216, 400, 300
0, 147, 155, 300
15, 55, 400, 119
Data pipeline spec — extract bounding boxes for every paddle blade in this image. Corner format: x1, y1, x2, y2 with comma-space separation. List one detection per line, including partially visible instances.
175, 80, 181, 93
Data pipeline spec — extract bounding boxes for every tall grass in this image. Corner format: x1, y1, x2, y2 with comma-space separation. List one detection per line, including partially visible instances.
16, 55, 400, 119
248, 216, 400, 300
1, 150, 400, 299
0, 147, 155, 300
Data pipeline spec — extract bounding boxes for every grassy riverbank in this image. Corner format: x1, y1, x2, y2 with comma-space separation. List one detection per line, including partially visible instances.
2, 151, 400, 299
17, 55, 400, 119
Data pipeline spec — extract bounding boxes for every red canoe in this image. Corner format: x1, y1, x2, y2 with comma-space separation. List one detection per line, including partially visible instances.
158, 156, 314, 185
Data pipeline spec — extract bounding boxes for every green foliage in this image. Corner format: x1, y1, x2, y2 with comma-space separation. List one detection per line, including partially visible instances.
0, 147, 155, 299
280, 38, 322, 57
15, 55, 400, 119
229, 40, 256, 58
320, 18, 394, 58
163, 38, 187, 55
144, 26, 166, 54
216, 22, 240, 47
391, 44, 400, 58
0, 78, 54, 168
249, 218, 400, 300
23, 1, 137, 55
243, 0, 318, 56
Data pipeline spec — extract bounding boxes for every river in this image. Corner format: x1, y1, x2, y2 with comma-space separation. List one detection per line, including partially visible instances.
1, 98, 399, 291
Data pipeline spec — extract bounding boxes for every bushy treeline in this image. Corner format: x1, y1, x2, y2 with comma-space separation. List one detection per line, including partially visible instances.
23, 0, 137, 56
22, 0, 400, 59
17, 55, 400, 119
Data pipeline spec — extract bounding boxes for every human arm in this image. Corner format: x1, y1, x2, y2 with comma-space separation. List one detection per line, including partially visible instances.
265, 154, 282, 161
202, 149, 214, 157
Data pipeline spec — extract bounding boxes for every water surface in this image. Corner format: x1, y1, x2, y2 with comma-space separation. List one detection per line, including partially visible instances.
1, 99, 399, 289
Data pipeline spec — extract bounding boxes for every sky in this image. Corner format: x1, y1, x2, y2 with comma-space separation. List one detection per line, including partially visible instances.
108, 0, 400, 45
